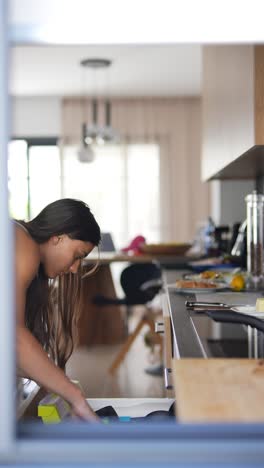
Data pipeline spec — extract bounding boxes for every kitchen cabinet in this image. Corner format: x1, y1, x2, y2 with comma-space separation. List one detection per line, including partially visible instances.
209, 145, 264, 180
202, 45, 264, 181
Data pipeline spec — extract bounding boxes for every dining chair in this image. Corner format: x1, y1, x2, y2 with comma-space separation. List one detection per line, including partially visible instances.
93, 262, 163, 374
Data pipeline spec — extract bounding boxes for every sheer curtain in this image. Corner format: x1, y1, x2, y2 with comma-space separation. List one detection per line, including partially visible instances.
61, 142, 160, 248
62, 97, 209, 242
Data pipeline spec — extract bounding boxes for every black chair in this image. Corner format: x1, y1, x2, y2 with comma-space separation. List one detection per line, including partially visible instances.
93, 262, 163, 374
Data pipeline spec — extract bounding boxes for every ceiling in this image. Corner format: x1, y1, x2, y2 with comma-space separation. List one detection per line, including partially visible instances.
9, 1, 263, 99
9, 44, 202, 97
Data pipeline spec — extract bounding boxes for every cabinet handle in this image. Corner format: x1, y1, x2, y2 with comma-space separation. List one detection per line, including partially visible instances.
164, 367, 173, 390
155, 321, 164, 334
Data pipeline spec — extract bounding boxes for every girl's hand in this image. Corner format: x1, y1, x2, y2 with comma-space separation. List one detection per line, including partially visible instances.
71, 397, 100, 422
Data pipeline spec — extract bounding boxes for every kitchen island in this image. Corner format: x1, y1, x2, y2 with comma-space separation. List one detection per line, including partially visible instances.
17, 267, 264, 466
161, 269, 264, 424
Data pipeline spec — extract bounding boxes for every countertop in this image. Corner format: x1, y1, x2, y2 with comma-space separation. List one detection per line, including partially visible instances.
163, 269, 263, 358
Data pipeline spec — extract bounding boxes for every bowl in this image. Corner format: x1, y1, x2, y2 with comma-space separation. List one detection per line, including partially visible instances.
139, 242, 191, 255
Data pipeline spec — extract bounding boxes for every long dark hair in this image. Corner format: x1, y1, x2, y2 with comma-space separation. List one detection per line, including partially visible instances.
18, 199, 101, 370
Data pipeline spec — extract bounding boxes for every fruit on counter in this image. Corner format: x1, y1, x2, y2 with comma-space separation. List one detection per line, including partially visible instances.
200, 270, 223, 280
230, 274, 245, 291
256, 298, 264, 312
175, 280, 217, 289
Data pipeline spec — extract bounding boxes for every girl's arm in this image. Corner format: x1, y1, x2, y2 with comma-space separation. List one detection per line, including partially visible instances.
17, 326, 98, 420
15, 226, 98, 421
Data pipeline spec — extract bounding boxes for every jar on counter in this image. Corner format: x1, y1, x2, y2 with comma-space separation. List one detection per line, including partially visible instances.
245, 190, 264, 289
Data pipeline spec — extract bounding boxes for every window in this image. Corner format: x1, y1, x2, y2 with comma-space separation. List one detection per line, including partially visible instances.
8, 138, 60, 220
28, 144, 61, 218
8, 139, 28, 220
8, 140, 160, 247
62, 143, 160, 248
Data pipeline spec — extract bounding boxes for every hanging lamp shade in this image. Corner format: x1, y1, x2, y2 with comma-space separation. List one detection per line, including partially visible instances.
84, 99, 102, 145
80, 58, 119, 147
78, 123, 95, 162
100, 100, 119, 143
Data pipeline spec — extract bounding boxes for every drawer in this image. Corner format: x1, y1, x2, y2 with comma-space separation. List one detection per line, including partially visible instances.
87, 398, 175, 418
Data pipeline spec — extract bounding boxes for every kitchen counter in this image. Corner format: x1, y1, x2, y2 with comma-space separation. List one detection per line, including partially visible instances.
163, 269, 263, 359
165, 289, 206, 358
163, 269, 264, 424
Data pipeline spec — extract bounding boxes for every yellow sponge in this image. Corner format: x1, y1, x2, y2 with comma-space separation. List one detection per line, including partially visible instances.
38, 380, 83, 424
38, 393, 71, 424
256, 298, 264, 312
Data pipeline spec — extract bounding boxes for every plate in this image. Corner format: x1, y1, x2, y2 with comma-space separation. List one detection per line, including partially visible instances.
183, 272, 228, 282
167, 282, 229, 294
183, 269, 240, 285
232, 306, 264, 318
139, 243, 191, 255
188, 262, 238, 273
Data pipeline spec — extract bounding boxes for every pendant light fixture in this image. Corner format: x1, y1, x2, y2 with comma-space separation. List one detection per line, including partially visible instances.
77, 122, 95, 162
80, 57, 119, 152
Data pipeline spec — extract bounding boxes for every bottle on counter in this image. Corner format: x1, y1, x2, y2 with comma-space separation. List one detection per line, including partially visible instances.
215, 225, 230, 255
245, 190, 264, 290
204, 217, 218, 256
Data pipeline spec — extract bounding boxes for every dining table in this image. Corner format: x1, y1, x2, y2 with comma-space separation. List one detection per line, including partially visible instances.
78, 251, 192, 346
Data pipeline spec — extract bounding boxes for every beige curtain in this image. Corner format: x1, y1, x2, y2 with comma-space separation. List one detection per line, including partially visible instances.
62, 97, 209, 242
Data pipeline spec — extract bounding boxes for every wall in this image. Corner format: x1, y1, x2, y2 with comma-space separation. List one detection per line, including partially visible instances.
202, 45, 258, 226
202, 45, 254, 182
11, 96, 61, 137
211, 179, 256, 226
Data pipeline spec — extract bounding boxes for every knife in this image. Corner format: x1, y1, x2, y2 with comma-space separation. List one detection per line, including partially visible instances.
185, 300, 232, 311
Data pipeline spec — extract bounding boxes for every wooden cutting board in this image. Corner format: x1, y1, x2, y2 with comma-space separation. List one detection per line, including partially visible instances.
172, 358, 264, 422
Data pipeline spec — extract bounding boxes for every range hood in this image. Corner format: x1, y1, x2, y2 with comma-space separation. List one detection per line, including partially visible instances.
209, 145, 264, 180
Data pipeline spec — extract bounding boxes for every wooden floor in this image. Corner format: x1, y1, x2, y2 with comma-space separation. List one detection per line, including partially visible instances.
66, 306, 165, 398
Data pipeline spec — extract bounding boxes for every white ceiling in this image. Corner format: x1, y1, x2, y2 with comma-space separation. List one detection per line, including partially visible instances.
9, 0, 264, 99
10, 44, 202, 97
9, 0, 264, 45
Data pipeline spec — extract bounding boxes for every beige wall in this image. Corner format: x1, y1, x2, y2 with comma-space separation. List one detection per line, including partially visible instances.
11, 96, 61, 137
202, 45, 255, 181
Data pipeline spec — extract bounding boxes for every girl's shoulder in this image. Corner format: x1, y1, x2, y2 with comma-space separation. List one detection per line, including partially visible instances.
15, 223, 40, 281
